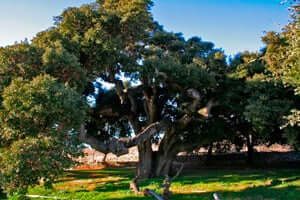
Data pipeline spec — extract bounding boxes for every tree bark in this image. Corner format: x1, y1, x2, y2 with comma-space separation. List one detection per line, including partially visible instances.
137, 141, 153, 178
79, 122, 164, 156
135, 143, 177, 178
135, 147, 177, 179
205, 143, 213, 165
246, 134, 254, 165
154, 154, 173, 177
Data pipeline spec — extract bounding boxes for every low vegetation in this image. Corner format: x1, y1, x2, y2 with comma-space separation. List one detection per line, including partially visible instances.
14, 168, 299, 200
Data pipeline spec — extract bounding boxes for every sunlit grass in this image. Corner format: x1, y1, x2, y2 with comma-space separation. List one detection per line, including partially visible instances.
24, 168, 300, 200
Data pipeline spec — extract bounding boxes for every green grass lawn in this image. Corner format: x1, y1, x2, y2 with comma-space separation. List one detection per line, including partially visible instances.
21, 168, 300, 200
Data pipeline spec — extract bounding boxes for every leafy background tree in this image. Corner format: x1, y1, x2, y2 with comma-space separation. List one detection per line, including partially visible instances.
224, 51, 297, 164
262, 0, 300, 148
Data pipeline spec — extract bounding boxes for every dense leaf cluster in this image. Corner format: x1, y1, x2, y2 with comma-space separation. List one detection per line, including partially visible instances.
0, 75, 86, 194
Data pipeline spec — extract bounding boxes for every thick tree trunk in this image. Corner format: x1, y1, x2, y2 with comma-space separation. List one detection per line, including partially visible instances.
153, 144, 179, 177
150, 127, 181, 177
136, 144, 177, 178
137, 141, 153, 178
154, 155, 173, 177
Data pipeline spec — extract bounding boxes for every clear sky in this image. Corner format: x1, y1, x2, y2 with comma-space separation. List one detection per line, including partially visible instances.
0, 0, 290, 55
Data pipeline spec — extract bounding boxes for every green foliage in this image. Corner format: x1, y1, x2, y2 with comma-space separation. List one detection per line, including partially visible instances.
0, 75, 86, 142
0, 75, 86, 194
99, 0, 153, 42
41, 41, 86, 91
0, 40, 86, 93
0, 43, 43, 94
228, 53, 265, 80
284, 126, 300, 150
243, 75, 294, 135
0, 137, 76, 194
142, 58, 215, 91
7, 193, 29, 200
224, 51, 297, 150
262, 1, 300, 146
138, 30, 224, 101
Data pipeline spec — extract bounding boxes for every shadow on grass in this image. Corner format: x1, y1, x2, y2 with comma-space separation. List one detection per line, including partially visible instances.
107, 197, 151, 200
94, 180, 130, 193
0, 193, 6, 200
34, 168, 300, 200
88, 169, 300, 199
176, 169, 300, 185
56, 168, 135, 184
216, 185, 300, 200
171, 173, 300, 200
132, 185, 300, 200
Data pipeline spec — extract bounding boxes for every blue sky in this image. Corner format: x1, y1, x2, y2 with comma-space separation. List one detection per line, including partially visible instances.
0, 0, 290, 55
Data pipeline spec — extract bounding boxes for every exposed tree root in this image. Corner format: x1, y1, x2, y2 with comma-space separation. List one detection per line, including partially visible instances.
130, 164, 184, 200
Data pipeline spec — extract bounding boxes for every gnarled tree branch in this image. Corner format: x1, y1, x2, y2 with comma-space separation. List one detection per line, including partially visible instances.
79, 122, 166, 156
198, 99, 218, 118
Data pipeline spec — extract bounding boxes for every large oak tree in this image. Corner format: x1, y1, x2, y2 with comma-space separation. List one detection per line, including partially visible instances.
0, 0, 299, 196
